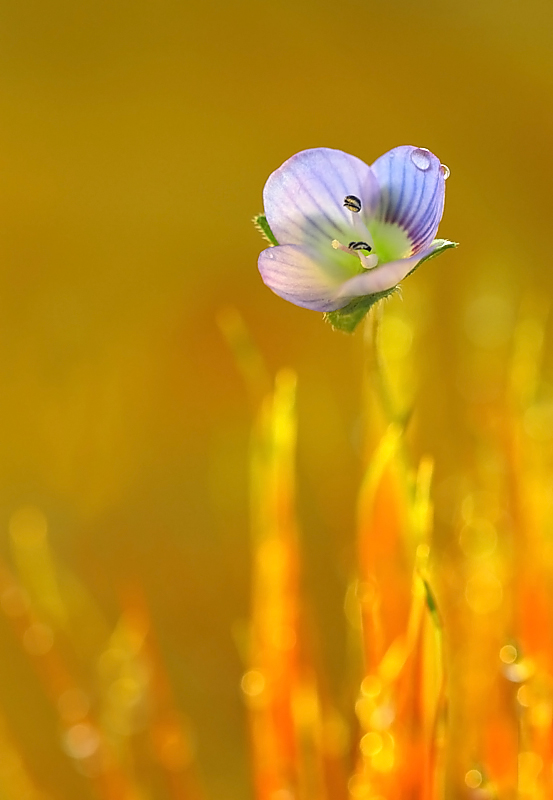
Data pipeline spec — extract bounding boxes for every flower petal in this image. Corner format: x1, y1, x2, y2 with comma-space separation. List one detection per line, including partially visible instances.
336, 243, 439, 300
370, 146, 446, 254
263, 148, 380, 248
258, 244, 351, 312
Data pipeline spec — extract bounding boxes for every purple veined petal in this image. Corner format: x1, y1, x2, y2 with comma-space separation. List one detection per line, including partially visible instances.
258, 243, 354, 312
336, 244, 439, 300
370, 146, 446, 254
263, 148, 380, 248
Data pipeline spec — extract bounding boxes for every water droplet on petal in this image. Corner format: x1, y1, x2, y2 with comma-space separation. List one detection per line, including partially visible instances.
441, 163, 450, 179
410, 147, 431, 171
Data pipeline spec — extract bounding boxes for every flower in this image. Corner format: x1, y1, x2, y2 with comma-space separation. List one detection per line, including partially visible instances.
257, 146, 454, 328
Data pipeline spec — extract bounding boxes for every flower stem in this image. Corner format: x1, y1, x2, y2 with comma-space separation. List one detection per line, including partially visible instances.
365, 303, 398, 425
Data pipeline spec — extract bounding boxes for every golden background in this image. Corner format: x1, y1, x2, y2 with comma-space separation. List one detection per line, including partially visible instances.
1, 0, 552, 797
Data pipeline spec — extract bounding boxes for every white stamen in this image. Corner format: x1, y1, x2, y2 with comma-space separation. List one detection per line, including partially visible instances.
358, 252, 379, 269
331, 239, 353, 254
348, 210, 375, 250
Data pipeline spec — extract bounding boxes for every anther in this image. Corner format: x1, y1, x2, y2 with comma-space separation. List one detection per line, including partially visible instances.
344, 195, 361, 213
348, 241, 372, 252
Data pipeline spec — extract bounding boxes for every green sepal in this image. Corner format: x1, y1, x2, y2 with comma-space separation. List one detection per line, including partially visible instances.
404, 239, 458, 280
253, 214, 278, 246
323, 287, 398, 333
323, 239, 458, 334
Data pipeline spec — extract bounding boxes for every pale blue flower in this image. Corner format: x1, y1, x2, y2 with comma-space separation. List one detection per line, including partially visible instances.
257, 146, 454, 328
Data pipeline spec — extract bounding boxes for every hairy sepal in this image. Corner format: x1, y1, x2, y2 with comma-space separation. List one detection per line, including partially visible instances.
324, 240, 458, 334
253, 214, 279, 246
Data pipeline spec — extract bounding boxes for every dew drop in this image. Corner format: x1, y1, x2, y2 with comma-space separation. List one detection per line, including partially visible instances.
441, 164, 450, 179
360, 732, 383, 757
517, 685, 531, 707
361, 675, 381, 698
241, 670, 265, 697
465, 769, 482, 789
410, 147, 431, 171
369, 703, 395, 730
503, 658, 534, 683
499, 644, 518, 665
62, 723, 100, 760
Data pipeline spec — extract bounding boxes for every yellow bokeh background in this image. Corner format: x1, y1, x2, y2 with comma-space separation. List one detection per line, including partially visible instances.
1, 0, 553, 796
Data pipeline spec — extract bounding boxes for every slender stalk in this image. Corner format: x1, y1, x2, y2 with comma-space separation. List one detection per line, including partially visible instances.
365, 303, 398, 425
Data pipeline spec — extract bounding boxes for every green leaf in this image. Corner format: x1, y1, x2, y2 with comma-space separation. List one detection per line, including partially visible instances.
323, 287, 398, 333
323, 239, 458, 334
253, 214, 279, 246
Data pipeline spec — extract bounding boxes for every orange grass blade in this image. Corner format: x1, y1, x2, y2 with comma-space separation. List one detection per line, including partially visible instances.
350, 419, 447, 800
244, 369, 349, 800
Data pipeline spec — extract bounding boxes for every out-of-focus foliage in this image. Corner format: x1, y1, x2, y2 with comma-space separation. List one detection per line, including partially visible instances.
238, 296, 553, 799
1, 0, 553, 797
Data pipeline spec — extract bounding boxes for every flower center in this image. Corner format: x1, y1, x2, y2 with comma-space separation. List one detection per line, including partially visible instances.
330, 195, 379, 269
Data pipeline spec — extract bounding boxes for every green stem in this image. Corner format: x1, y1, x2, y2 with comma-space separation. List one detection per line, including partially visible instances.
367, 304, 398, 425
366, 303, 414, 432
